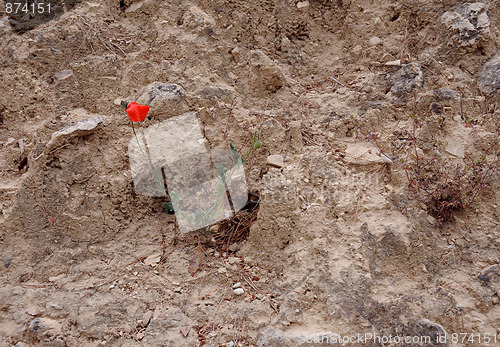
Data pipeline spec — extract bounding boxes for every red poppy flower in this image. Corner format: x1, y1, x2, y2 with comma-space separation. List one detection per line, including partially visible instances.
126, 102, 150, 122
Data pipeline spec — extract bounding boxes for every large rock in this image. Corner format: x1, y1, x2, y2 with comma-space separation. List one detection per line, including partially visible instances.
478, 52, 500, 94
441, 3, 490, 47
433, 88, 459, 101
136, 82, 188, 118
388, 63, 423, 98
249, 50, 287, 93
438, 2, 492, 64
28, 317, 63, 336
344, 142, 392, 165
46, 113, 105, 151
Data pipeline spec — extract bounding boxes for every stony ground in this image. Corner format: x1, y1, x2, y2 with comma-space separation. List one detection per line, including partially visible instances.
1, 0, 500, 346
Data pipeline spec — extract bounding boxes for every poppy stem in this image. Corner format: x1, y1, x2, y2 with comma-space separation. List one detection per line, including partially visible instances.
131, 121, 168, 199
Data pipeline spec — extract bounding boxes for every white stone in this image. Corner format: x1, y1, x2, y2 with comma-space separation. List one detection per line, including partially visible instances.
227, 256, 241, 265
297, 1, 310, 9
144, 253, 162, 267
46, 114, 106, 151
368, 36, 382, 47
233, 288, 245, 295
55, 70, 73, 80
385, 59, 401, 67
231, 47, 240, 63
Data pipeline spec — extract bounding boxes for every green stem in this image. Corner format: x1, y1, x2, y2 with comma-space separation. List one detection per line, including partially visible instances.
131, 121, 168, 198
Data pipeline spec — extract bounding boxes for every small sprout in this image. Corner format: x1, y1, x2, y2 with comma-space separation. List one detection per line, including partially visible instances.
217, 163, 227, 184
253, 131, 261, 149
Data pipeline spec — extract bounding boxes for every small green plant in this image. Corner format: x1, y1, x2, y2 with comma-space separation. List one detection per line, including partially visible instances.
174, 103, 262, 251
171, 130, 262, 233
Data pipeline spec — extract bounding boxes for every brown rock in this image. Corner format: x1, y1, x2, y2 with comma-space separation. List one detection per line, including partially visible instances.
267, 154, 284, 168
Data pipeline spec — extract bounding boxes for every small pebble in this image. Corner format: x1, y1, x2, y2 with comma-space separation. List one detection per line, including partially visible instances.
233, 288, 244, 295
225, 264, 238, 271
55, 70, 73, 80
227, 256, 241, 265
231, 47, 240, 62
297, 1, 310, 9
228, 243, 240, 253
50, 303, 63, 310
427, 215, 436, 226
243, 256, 254, 264
4, 255, 12, 268
267, 154, 284, 168
385, 59, 401, 67
380, 153, 393, 164
26, 306, 40, 316
5, 137, 16, 146
232, 282, 242, 289
29, 318, 43, 333
368, 36, 382, 47
48, 274, 65, 282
